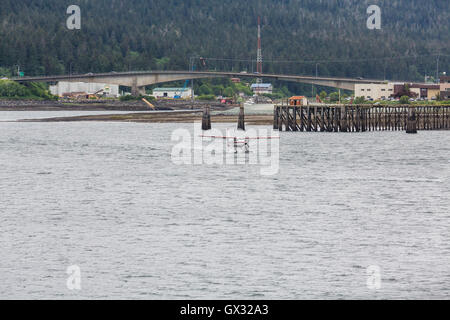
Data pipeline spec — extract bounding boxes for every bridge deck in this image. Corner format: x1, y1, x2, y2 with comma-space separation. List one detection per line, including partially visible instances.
11, 70, 387, 92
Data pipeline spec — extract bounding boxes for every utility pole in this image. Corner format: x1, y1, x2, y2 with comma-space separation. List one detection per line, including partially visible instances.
436, 55, 440, 83
190, 57, 195, 102
188, 56, 200, 102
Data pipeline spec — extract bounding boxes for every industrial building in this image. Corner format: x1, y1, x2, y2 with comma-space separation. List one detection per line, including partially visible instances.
251, 83, 273, 95
355, 83, 395, 100
355, 82, 442, 101
49, 81, 119, 98
409, 84, 440, 100
440, 76, 450, 100
152, 87, 192, 99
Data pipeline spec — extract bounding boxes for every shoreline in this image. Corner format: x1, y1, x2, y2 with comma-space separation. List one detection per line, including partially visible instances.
0, 99, 235, 112
17, 111, 274, 125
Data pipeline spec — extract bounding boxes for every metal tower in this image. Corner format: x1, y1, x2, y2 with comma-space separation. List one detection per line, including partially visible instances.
256, 16, 263, 83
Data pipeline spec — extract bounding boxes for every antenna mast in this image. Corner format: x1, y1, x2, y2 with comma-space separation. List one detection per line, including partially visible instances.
257, 16, 263, 83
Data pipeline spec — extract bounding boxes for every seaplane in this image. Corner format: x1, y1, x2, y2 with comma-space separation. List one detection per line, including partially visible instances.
199, 134, 280, 154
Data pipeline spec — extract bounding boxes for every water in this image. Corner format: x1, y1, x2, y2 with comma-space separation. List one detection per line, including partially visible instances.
0, 112, 449, 299
0, 110, 188, 122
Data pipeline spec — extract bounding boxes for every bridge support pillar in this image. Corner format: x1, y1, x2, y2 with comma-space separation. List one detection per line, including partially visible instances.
131, 77, 146, 96
131, 85, 146, 97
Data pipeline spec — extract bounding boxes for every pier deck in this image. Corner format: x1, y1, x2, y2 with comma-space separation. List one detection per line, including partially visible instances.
273, 105, 450, 133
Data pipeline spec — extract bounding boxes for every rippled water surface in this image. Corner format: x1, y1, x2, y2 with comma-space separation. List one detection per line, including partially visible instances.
0, 110, 173, 122
0, 112, 449, 299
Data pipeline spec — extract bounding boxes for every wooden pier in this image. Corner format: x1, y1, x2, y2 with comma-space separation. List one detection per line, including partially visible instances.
273, 105, 450, 133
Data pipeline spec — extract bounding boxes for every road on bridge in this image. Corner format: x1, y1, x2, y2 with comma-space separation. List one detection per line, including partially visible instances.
13, 70, 388, 95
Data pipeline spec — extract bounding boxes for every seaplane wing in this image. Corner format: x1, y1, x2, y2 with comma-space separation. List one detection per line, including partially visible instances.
199, 135, 279, 153
199, 135, 280, 140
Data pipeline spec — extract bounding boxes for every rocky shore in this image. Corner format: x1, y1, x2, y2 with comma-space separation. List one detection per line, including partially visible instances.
0, 99, 233, 112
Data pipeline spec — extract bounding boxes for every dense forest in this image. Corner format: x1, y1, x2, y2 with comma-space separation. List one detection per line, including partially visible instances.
0, 0, 449, 83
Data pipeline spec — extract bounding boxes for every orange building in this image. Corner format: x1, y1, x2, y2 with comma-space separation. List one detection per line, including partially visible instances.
289, 96, 308, 106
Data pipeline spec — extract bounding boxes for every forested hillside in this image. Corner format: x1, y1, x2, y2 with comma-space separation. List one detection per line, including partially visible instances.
0, 0, 449, 81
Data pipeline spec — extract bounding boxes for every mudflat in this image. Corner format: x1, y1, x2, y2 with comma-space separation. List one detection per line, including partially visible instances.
18, 111, 273, 126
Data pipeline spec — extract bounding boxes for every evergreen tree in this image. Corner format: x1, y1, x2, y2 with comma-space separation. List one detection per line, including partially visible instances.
0, 0, 447, 81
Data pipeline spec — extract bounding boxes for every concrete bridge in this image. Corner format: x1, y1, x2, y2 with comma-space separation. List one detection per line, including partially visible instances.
13, 70, 387, 95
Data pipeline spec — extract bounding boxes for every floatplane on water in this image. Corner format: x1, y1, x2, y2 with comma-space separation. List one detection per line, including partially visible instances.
200, 135, 280, 153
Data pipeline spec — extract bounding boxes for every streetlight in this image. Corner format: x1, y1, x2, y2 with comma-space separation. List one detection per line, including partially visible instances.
312, 63, 319, 98
189, 56, 198, 102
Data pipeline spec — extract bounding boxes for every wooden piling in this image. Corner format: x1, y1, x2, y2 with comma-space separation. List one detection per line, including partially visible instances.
238, 103, 245, 131
406, 107, 418, 134
293, 106, 298, 131
340, 106, 348, 132
307, 107, 312, 132
273, 106, 279, 130
202, 105, 211, 131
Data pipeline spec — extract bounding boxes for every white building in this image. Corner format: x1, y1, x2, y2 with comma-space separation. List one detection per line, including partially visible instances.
152, 88, 192, 99
354, 83, 395, 100
251, 83, 273, 95
49, 82, 119, 97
